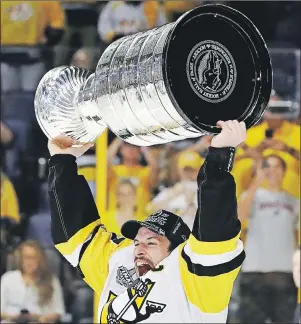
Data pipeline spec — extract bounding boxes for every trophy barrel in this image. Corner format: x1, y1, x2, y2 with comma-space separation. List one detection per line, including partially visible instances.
163, 4, 272, 134
94, 26, 201, 146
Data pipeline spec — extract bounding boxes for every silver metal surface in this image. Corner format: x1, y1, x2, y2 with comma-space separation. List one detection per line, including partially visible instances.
34, 20, 202, 146
35, 66, 106, 144
35, 3, 272, 146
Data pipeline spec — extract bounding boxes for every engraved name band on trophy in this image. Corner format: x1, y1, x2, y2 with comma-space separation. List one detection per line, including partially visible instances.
34, 4, 272, 146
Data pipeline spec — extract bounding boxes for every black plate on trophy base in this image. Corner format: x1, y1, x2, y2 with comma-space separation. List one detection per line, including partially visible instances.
163, 4, 272, 133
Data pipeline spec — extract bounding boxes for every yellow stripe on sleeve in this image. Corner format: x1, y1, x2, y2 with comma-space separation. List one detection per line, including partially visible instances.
179, 246, 241, 313
78, 167, 96, 182
80, 230, 132, 293
55, 219, 102, 255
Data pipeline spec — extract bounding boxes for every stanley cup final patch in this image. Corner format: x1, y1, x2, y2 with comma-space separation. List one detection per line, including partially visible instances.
186, 40, 237, 103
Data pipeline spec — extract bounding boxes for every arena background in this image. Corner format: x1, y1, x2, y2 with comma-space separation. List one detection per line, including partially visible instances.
0, 1, 300, 323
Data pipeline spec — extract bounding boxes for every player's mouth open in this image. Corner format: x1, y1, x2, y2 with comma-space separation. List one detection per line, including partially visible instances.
136, 261, 152, 276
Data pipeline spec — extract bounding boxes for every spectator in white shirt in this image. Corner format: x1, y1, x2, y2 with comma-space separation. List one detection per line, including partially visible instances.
98, 0, 167, 44
1, 240, 65, 323
148, 150, 203, 229
238, 154, 299, 323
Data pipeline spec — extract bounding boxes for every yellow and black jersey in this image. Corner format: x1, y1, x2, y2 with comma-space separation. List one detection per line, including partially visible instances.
48, 147, 245, 323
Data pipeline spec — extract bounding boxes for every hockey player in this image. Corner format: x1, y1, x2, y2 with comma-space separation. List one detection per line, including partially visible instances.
48, 120, 246, 323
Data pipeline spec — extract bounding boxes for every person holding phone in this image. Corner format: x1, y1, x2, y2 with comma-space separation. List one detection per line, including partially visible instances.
232, 93, 300, 199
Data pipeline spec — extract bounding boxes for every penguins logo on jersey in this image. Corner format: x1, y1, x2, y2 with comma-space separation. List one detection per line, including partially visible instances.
101, 278, 166, 324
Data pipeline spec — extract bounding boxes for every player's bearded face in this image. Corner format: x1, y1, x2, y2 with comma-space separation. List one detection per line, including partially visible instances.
134, 227, 170, 277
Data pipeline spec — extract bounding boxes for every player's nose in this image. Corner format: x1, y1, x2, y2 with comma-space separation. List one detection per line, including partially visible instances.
135, 244, 147, 257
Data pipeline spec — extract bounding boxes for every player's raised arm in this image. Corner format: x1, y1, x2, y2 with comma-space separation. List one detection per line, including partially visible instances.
192, 120, 245, 244
180, 120, 246, 316
48, 137, 131, 292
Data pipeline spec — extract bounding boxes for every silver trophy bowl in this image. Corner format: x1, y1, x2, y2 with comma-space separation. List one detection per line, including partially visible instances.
35, 4, 272, 146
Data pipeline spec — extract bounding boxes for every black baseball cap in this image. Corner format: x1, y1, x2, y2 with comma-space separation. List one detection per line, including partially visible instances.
121, 209, 191, 246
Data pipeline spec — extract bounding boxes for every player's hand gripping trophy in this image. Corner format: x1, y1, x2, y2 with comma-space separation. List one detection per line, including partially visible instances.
35, 4, 272, 147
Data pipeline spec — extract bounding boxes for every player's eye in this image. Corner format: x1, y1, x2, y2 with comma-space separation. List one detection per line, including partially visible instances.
148, 242, 156, 246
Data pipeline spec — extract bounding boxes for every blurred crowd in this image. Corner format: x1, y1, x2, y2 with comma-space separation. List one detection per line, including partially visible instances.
1, 1, 300, 323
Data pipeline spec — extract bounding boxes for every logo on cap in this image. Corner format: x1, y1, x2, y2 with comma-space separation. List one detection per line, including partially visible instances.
186, 40, 237, 103
172, 222, 181, 234
147, 210, 168, 226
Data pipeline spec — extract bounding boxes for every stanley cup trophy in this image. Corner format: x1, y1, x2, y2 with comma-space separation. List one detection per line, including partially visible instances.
35, 4, 272, 146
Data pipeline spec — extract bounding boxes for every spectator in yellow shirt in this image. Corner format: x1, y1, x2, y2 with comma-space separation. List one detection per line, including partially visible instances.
101, 179, 147, 236
1, 1, 65, 93
107, 138, 158, 215
1, 172, 20, 226
232, 94, 300, 199
1, 172, 20, 258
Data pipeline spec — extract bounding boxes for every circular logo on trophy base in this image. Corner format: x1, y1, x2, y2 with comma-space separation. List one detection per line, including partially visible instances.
186, 40, 237, 103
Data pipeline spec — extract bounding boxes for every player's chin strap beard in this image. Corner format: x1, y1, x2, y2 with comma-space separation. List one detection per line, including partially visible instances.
151, 265, 164, 272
